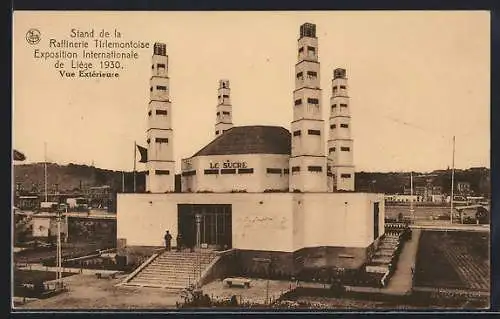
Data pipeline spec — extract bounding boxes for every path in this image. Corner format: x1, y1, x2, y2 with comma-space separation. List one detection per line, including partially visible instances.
384, 228, 421, 294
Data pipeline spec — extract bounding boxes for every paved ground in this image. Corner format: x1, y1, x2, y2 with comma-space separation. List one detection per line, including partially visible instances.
15, 274, 181, 310
201, 278, 296, 305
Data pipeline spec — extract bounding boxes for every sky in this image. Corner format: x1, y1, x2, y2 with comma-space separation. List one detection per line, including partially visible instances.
13, 11, 490, 173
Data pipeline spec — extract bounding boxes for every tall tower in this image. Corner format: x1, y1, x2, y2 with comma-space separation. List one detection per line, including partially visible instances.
146, 43, 175, 193
289, 23, 327, 192
215, 79, 233, 136
327, 68, 355, 191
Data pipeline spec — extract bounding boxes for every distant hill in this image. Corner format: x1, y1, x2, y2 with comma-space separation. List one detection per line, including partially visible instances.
13, 163, 146, 194
13, 163, 490, 196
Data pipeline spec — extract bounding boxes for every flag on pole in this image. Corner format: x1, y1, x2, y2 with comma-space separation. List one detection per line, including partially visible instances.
136, 144, 148, 163
13, 149, 26, 161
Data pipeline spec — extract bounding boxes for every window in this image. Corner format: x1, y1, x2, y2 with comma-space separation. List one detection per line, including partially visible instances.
221, 168, 236, 174
151, 65, 154, 69
340, 103, 348, 108
147, 138, 151, 144
204, 169, 219, 175
374, 202, 380, 240
157, 63, 166, 69
340, 85, 346, 89
223, 111, 230, 115
329, 147, 336, 152
330, 124, 336, 129
266, 168, 282, 174
156, 85, 167, 91
155, 170, 170, 175
215, 130, 219, 135
307, 46, 316, 54
306, 71, 317, 78
308, 166, 322, 172
284, 168, 290, 174
223, 95, 230, 98
296, 72, 303, 79
294, 99, 302, 106
308, 129, 321, 135
238, 168, 254, 174
156, 109, 168, 115
341, 147, 350, 152
298, 47, 304, 54
341, 174, 351, 178
307, 98, 319, 104
155, 138, 168, 143
218, 95, 221, 99
291, 166, 300, 172
340, 124, 349, 128
150, 86, 153, 92
181, 170, 196, 176
148, 110, 152, 116
293, 130, 301, 136
331, 104, 337, 110
216, 112, 220, 116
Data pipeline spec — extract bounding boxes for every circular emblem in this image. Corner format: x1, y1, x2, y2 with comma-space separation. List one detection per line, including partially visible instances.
26, 28, 41, 45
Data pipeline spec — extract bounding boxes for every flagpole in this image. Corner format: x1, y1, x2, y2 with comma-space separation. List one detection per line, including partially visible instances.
44, 142, 48, 202
133, 141, 137, 193
450, 136, 455, 224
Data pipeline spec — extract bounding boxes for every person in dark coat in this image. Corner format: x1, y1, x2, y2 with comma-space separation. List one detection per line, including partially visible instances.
164, 230, 172, 251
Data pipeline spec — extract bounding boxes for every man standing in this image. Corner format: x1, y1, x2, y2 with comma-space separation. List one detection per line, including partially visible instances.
164, 230, 172, 251
176, 233, 183, 252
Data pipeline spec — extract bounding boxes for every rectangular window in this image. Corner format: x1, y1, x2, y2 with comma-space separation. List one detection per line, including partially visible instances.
330, 124, 336, 129
155, 170, 170, 175
238, 168, 254, 174
221, 168, 236, 174
298, 47, 304, 54
331, 104, 337, 110
308, 166, 322, 172
266, 168, 282, 174
157, 63, 166, 69
340, 124, 349, 128
147, 138, 151, 144
341, 174, 351, 178
306, 71, 317, 78
155, 138, 168, 143
340, 103, 348, 108
284, 168, 290, 174
341, 147, 350, 152
204, 169, 219, 175
222, 111, 230, 115
293, 130, 301, 136
340, 85, 346, 89
307, 46, 316, 54
148, 110, 152, 116
156, 109, 168, 115
291, 166, 300, 172
308, 129, 321, 135
329, 147, 336, 152
307, 98, 319, 104
296, 72, 303, 79
156, 85, 167, 91
181, 170, 196, 176
215, 130, 219, 135
294, 99, 302, 106
216, 112, 220, 116
223, 95, 230, 98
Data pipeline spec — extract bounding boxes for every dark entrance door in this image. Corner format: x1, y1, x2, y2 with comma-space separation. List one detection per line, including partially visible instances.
177, 204, 232, 250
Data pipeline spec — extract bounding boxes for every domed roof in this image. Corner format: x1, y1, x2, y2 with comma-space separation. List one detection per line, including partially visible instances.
192, 125, 291, 157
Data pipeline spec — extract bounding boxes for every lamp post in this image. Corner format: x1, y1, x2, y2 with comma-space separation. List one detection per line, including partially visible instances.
195, 213, 202, 285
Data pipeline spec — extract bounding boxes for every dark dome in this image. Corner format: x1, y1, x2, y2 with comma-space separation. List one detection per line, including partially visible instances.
192, 125, 291, 157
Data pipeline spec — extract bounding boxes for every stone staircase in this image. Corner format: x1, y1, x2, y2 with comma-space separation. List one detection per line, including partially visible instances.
122, 250, 216, 289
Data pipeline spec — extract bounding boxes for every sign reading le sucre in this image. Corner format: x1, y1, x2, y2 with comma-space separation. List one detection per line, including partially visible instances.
209, 160, 248, 169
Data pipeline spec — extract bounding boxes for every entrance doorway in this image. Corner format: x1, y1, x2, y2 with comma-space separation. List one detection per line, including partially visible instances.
178, 204, 232, 250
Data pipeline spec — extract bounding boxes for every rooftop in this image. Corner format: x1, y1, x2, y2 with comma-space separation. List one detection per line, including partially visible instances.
191, 126, 291, 157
